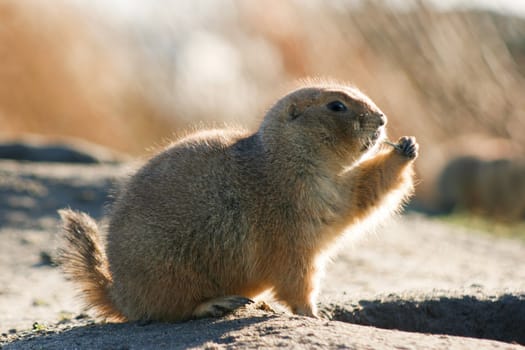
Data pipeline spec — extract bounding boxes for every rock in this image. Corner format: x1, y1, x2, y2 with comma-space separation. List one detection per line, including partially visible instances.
0, 137, 127, 164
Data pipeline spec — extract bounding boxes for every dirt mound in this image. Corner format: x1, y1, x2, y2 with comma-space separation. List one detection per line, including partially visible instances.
2, 299, 524, 350
0, 158, 524, 349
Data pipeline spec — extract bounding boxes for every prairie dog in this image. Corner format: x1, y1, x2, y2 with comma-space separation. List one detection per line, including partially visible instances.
58, 81, 418, 322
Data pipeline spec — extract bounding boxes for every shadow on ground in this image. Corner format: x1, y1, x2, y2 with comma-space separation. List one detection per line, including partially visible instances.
325, 293, 525, 345
2, 316, 273, 349
3, 294, 524, 349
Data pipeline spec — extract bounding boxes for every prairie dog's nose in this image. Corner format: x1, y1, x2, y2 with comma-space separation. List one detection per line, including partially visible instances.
378, 113, 387, 126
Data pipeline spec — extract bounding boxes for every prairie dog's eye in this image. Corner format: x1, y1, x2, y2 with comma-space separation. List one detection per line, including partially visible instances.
326, 101, 347, 112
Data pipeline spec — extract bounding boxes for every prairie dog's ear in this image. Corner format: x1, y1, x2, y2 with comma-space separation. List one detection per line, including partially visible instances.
287, 103, 301, 120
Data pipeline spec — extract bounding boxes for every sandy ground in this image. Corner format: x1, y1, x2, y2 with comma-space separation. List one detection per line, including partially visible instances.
0, 158, 524, 349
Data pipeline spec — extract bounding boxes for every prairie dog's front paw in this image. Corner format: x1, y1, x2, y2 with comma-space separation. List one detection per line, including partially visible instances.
395, 136, 418, 159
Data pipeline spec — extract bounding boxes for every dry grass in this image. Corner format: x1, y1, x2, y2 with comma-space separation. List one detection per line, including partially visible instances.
1, 0, 524, 215
0, 0, 173, 154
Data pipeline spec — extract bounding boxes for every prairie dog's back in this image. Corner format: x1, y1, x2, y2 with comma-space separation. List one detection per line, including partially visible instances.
104, 129, 262, 319
108, 128, 254, 248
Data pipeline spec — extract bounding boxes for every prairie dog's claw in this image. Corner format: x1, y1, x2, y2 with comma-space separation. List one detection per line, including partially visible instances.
385, 137, 419, 159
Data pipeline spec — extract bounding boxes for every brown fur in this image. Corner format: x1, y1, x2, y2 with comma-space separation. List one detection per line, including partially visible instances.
58, 82, 418, 322
56, 210, 125, 321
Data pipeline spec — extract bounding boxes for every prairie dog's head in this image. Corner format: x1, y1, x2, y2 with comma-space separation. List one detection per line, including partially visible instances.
260, 82, 387, 165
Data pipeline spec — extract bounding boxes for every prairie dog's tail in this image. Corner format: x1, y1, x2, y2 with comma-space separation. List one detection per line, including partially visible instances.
57, 209, 124, 321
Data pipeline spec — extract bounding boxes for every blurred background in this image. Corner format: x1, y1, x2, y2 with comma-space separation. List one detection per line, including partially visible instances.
1, 0, 525, 225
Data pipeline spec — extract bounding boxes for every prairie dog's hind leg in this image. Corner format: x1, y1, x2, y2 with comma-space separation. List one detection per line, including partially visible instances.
274, 269, 319, 318
192, 296, 254, 319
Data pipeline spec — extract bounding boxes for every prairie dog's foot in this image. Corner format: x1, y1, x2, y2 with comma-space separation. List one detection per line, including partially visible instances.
395, 136, 419, 159
192, 296, 254, 319
292, 304, 318, 318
